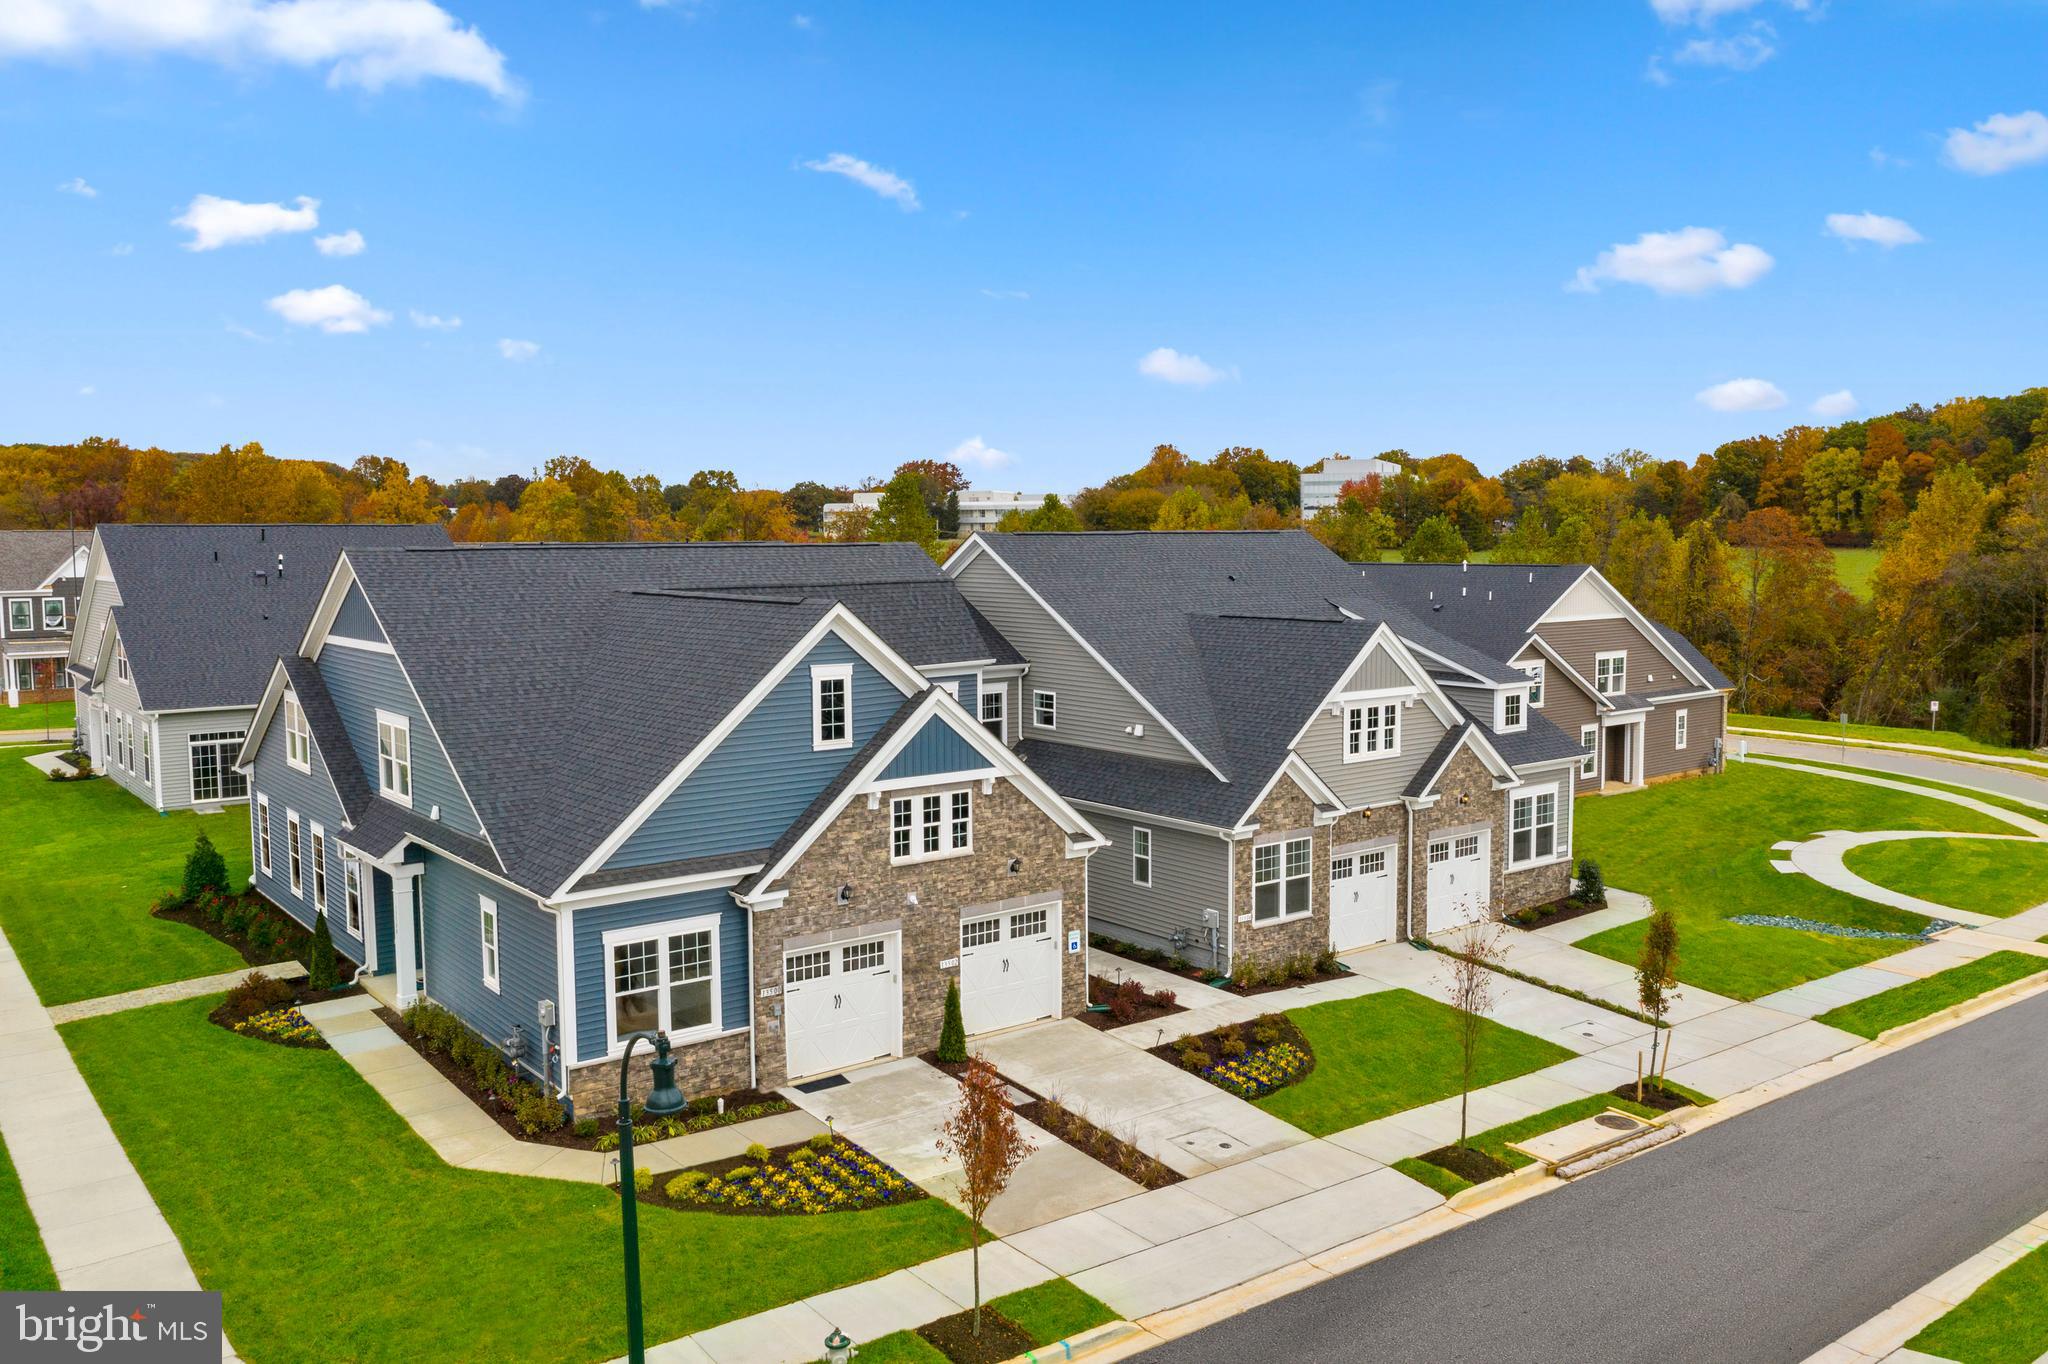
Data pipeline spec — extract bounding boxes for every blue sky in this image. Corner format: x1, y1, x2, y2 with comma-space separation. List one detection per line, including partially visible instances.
4, 1, 2045, 491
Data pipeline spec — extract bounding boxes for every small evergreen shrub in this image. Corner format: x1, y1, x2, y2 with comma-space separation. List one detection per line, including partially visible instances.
665, 1171, 710, 1201
1218, 1032, 1248, 1058
807, 1133, 833, 1154
183, 831, 229, 900
633, 1165, 654, 1193
307, 914, 339, 991
744, 1142, 771, 1163
513, 1087, 567, 1135
1577, 859, 1607, 908
223, 898, 255, 937
573, 1117, 599, 1139
937, 979, 968, 1063
248, 916, 278, 956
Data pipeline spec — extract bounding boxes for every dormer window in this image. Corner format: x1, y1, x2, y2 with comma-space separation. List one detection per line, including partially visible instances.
40, 598, 64, 631
1500, 689, 1525, 732
6, 600, 27, 633
115, 638, 129, 682
1343, 701, 1400, 761
284, 694, 311, 773
812, 664, 851, 750
1595, 652, 1627, 696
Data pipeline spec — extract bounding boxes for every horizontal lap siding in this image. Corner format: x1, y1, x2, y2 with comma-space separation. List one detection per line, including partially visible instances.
1299, 701, 1447, 810
1534, 618, 1691, 696
330, 582, 383, 641
1083, 809, 1230, 962
927, 671, 978, 713
880, 715, 986, 781
952, 554, 1195, 765
1644, 693, 1725, 778
570, 888, 750, 1064
157, 707, 255, 811
419, 850, 558, 1084
317, 641, 481, 837
605, 634, 900, 871
248, 699, 364, 963
1522, 659, 1600, 792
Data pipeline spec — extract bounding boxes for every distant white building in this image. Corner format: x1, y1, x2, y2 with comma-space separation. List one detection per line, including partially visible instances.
823, 489, 1064, 535
1300, 456, 1403, 514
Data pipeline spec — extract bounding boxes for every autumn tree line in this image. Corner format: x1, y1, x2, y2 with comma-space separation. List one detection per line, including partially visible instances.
3, 385, 2043, 748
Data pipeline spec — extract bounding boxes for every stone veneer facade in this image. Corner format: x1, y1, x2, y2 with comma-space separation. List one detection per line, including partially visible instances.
749, 778, 1088, 1091
568, 1031, 753, 1115
1406, 746, 1570, 935
1230, 773, 1329, 973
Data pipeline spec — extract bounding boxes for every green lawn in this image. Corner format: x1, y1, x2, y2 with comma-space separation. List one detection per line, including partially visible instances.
1765, 756, 2046, 821
0, 749, 248, 1005
1732, 712, 2043, 764
1908, 1241, 2048, 1364
1830, 546, 1882, 600
0, 1130, 58, 1291
839, 1279, 1115, 1362
1814, 951, 2048, 1039
1574, 762, 2012, 1001
0, 698, 76, 736
1255, 990, 1573, 1137
63, 999, 969, 1364
1390, 1091, 1681, 1196
1843, 838, 2048, 918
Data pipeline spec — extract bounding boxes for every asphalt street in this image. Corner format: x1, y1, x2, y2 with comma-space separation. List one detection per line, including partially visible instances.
1148, 987, 2048, 1364
1741, 733, 2048, 807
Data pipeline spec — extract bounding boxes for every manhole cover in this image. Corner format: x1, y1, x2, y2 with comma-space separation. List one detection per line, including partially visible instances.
1169, 1127, 1243, 1161
1594, 1114, 1643, 1131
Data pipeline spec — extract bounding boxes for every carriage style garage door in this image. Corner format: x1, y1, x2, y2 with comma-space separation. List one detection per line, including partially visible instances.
783, 934, 901, 1081
1330, 848, 1397, 950
959, 902, 1062, 1035
1426, 832, 1490, 931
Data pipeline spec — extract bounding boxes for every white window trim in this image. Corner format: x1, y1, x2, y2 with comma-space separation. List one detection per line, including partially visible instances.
140, 725, 151, 785
1497, 688, 1527, 734
375, 709, 413, 808
600, 914, 723, 1058
115, 639, 128, 682
1595, 651, 1628, 697
1675, 708, 1689, 751
1341, 700, 1401, 763
1132, 826, 1153, 887
6, 600, 27, 634
1579, 725, 1598, 780
1032, 689, 1057, 730
811, 663, 853, 751
286, 809, 304, 897
284, 694, 311, 773
889, 786, 974, 865
344, 852, 363, 936
41, 597, 64, 630
1507, 781, 1564, 870
979, 688, 1006, 744
1252, 834, 1314, 924
1518, 661, 1545, 708
310, 822, 327, 911
935, 679, 960, 702
255, 793, 272, 875
479, 896, 501, 994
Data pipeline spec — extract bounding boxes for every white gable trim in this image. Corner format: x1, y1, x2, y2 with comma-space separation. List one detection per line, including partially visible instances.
1529, 567, 1707, 689
552, 603, 935, 899
1284, 625, 1461, 760
737, 687, 1107, 905
65, 531, 111, 675
1411, 724, 1521, 799
1394, 637, 1498, 685
1512, 635, 1610, 711
1230, 756, 1346, 836
945, 534, 1229, 783
550, 865, 762, 911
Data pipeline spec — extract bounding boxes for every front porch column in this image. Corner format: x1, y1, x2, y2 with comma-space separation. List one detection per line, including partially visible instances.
391, 866, 423, 1008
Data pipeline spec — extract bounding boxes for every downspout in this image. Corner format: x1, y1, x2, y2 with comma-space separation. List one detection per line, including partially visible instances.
744, 901, 758, 1092
1403, 800, 1416, 941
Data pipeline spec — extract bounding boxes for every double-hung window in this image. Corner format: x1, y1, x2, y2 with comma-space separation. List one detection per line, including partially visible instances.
284, 694, 311, 771
6, 600, 28, 633
1579, 725, 1598, 779
1253, 835, 1312, 922
256, 794, 272, 874
376, 710, 412, 806
479, 898, 501, 993
811, 664, 851, 750
115, 639, 128, 682
40, 598, 64, 631
1509, 784, 1559, 867
980, 689, 1006, 743
1033, 690, 1056, 729
1675, 709, 1689, 750
890, 788, 971, 864
1595, 652, 1627, 696
1519, 662, 1544, 707
605, 920, 717, 1051
287, 811, 304, 896
310, 824, 327, 911
343, 853, 363, 935
1132, 827, 1152, 887
140, 725, 150, 783
1343, 701, 1400, 761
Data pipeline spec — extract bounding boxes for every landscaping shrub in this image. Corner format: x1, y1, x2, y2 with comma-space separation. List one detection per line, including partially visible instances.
633, 1165, 654, 1193
513, 1088, 566, 1136
183, 831, 229, 900
573, 1117, 599, 1140
745, 1142, 771, 1163
937, 980, 968, 1063
1576, 858, 1606, 908
1217, 1032, 1248, 1058
807, 1133, 833, 1154
1285, 954, 1315, 984
1314, 949, 1340, 976
1252, 1014, 1284, 1046
1154, 988, 1177, 1009
1110, 979, 1143, 1025
1176, 1047, 1210, 1072
223, 971, 293, 1021
223, 898, 254, 937
665, 1171, 710, 1200
308, 914, 338, 991
248, 916, 278, 956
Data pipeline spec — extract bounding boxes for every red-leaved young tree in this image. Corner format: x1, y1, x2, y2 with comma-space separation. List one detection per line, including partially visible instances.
934, 1056, 1031, 1339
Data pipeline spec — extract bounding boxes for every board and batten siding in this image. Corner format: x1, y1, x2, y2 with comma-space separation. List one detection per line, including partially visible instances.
1083, 808, 1231, 964
417, 848, 558, 1086
247, 692, 365, 964
569, 886, 750, 1064
925, 671, 978, 714
879, 713, 986, 783
605, 633, 903, 871
951, 552, 1198, 766
1296, 643, 1448, 809
1643, 693, 1725, 779
317, 638, 482, 837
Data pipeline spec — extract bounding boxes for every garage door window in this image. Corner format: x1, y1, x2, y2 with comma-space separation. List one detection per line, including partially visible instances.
786, 949, 831, 983
842, 940, 886, 972
606, 919, 719, 1052
961, 916, 1001, 949
1360, 850, 1385, 875
1332, 855, 1354, 880
1010, 908, 1047, 937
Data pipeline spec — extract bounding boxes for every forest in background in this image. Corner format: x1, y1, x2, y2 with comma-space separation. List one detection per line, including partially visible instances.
2, 386, 2043, 749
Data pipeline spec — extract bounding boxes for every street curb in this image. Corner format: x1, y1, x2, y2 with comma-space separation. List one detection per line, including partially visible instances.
1873, 969, 2048, 1049
1001, 1320, 1154, 1364
1446, 1162, 1549, 1212
1729, 726, 2048, 775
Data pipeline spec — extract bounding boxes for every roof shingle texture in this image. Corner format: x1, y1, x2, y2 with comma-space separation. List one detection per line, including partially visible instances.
0, 530, 86, 590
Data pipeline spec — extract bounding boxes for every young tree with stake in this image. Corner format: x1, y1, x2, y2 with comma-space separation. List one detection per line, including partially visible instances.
934, 1056, 1030, 1339
1439, 911, 1508, 1149
1636, 908, 1681, 1099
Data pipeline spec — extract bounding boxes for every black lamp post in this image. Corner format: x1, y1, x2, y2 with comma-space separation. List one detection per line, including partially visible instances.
618, 1031, 688, 1364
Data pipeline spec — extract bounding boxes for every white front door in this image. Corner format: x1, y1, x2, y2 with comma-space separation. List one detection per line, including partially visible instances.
783, 935, 901, 1081
1330, 848, 1397, 950
959, 903, 1062, 1035
1426, 832, 1490, 932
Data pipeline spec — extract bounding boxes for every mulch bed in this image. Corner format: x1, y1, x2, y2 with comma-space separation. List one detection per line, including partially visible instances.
1075, 974, 1187, 1031
152, 892, 312, 973
627, 1136, 929, 1218
1607, 1081, 1696, 1112
1506, 896, 1606, 931
1145, 1012, 1317, 1100
1216, 963, 1351, 997
1412, 1143, 1515, 1186
205, 974, 362, 1049
1087, 936, 1350, 998
918, 1307, 1036, 1364
913, 1054, 1182, 1189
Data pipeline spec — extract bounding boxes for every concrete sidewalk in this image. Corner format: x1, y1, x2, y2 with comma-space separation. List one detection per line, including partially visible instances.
46, 960, 304, 1025
1781, 829, 2041, 926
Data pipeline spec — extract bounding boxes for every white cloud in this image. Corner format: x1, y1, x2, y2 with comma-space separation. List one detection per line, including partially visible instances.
1643, 55, 1671, 86
1869, 146, 1909, 169
945, 436, 1012, 471
1811, 389, 1858, 419
497, 337, 539, 361
979, 288, 1029, 301
1138, 347, 1233, 387
791, 13, 813, 28
314, 228, 364, 256
57, 176, 96, 197
1673, 25, 1775, 71
265, 284, 389, 333
802, 152, 921, 211
409, 309, 461, 330
1696, 377, 1787, 412
173, 193, 318, 250
0, 0, 518, 101
1650, 0, 1769, 22
1942, 110, 2048, 176
1824, 211, 1922, 248
109, 242, 133, 255
225, 319, 270, 342
1569, 226, 1774, 296
77, 384, 94, 396
1358, 78, 1397, 129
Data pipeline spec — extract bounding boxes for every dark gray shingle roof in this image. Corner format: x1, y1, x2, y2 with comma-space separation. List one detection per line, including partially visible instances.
1653, 622, 1732, 690
98, 523, 448, 711
0, 531, 85, 590
1016, 739, 1254, 829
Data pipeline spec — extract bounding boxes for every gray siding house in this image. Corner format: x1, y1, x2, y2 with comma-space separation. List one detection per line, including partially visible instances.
238, 542, 1104, 1113
0, 531, 88, 714
67, 523, 448, 811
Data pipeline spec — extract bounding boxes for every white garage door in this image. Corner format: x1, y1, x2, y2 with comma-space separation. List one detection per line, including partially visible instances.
1330, 848, 1397, 951
959, 902, 1062, 1035
1426, 833, 1490, 932
783, 934, 900, 1081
